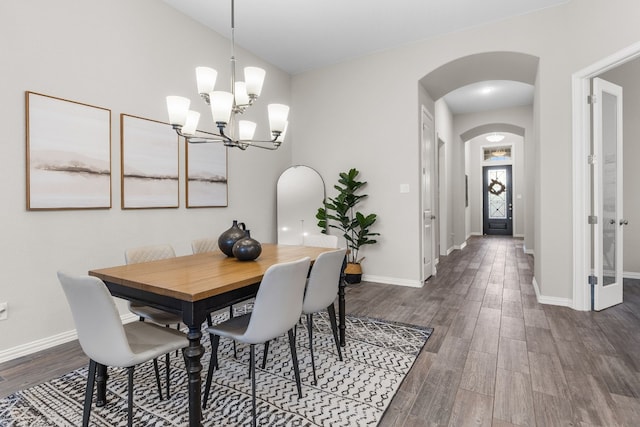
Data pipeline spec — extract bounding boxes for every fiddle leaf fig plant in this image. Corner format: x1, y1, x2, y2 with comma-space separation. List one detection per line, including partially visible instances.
316, 168, 379, 264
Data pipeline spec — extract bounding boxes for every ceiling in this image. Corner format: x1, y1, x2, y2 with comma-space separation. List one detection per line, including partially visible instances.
163, 0, 567, 114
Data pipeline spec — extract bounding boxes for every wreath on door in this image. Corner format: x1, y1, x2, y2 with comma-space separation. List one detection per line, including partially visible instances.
488, 178, 506, 196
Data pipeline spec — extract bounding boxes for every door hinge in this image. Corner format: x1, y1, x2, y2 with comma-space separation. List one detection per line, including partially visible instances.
588, 94, 597, 104
588, 275, 597, 286
588, 154, 596, 164
588, 215, 598, 224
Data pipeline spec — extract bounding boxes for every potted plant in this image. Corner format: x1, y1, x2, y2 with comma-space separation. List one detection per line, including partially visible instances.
316, 168, 379, 283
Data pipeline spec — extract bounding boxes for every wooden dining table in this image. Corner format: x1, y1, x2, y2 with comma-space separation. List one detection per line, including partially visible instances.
88, 243, 341, 427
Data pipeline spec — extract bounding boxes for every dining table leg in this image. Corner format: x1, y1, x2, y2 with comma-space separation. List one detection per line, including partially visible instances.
95, 363, 108, 407
184, 326, 205, 427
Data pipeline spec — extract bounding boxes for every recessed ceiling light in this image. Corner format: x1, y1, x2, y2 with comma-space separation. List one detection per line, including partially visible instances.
486, 133, 505, 142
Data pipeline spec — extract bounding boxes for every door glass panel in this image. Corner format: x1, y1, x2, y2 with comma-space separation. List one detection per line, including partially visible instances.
602, 92, 617, 286
487, 168, 507, 219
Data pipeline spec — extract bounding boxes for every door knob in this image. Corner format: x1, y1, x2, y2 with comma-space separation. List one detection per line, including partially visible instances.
620, 219, 629, 226
609, 219, 616, 225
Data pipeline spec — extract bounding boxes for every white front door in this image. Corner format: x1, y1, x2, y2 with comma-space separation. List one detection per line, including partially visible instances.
593, 77, 624, 311
421, 107, 436, 281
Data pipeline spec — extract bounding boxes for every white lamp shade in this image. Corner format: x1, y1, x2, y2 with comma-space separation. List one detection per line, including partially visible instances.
268, 104, 289, 134
244, 67, 266, 97
210, 91, 234, 125
275, 121, 288, 142
196, 67, 217, 95
238, 120, 257, 140
166, 96, 191, 127
234, 81, 250, 106
182, 110, 200, 136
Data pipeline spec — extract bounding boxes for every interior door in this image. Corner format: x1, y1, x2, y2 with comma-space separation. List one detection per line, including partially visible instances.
483, 165, 513, 235
593, 77, 624, 311
421, 108, 436, 280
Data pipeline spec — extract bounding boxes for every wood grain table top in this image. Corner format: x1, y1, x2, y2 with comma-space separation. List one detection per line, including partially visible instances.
89, 244, 331, 302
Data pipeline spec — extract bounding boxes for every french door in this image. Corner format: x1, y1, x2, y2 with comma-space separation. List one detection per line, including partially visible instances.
592, 77, 624, 311
483, 165, 513, 235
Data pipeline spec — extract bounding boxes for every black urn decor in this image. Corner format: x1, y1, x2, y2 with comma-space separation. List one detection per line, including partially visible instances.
218, 220, 247, 257
232, 230, 262, 261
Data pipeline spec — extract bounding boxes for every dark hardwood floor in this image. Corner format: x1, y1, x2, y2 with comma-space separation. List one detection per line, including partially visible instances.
2, 236, 640, 426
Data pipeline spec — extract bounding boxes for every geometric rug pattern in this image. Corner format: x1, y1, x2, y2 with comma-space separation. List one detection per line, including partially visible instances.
0, 311, 432, 426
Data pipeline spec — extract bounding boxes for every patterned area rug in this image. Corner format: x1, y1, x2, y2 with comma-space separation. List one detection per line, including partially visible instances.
0, 312, 432, 426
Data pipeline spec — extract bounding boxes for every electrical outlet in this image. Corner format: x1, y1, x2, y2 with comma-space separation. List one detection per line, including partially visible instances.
0, 302, 7, 320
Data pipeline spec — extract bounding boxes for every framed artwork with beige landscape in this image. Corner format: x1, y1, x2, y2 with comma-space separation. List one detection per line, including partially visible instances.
26, 92, 112, 210
120, 114, 179, 209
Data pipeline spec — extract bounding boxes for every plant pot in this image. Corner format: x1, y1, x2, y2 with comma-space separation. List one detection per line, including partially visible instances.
344, 262, 362, 284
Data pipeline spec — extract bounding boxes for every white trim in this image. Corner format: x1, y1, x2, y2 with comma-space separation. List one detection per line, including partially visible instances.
624, 271, 640, 280
513, 234, 525, 238
0, 313, 138, 364
361, 274, 423, 288
453, 241, 467, 251
532, 278, 572, 308
572, 40, 640, 312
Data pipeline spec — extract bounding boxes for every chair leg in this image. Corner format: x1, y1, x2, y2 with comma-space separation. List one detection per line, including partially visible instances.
307, 313, 317, 385
230, 305, 237, 359
82, 360, 97, 427
152, 358, 163, 400
250, 344, 257, 427
327, 303, 343, 361
165, 352, 171, 399
203, 334, 220, 410
261, 341, 270, 370
287, 329, 303, 398
127, 366, 134, 427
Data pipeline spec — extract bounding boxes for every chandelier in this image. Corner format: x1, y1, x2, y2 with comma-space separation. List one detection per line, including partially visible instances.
166, 0, 289, 150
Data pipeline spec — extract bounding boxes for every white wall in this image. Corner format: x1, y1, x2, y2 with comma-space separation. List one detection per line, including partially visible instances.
0, 0, 292, 356
291, 0, 640, 301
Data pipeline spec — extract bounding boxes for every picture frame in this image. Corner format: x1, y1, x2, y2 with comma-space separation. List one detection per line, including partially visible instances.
185, 141, 228, 208
26, 91, 112, 210
120, 114, 179, 209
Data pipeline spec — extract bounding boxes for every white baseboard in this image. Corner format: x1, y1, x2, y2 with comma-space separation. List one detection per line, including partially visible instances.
453, 241, 467, 251
624, 271, 640, 279
0, 313, 138, 364
361, 274, 423, 288
532, 277, 572, 308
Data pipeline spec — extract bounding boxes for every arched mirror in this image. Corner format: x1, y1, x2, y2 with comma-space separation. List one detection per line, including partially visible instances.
277, 165, 325, 245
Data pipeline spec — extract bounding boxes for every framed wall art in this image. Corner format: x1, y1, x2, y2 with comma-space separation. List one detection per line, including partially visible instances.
120, 114, 179, 209
186, 141, 228, 208
26, 91, 112, 210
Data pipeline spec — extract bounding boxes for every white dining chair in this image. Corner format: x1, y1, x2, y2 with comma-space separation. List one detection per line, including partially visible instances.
57, 271, 188, 427
303, 233, 339, 248
190, 237, 218, 254
262, 248, 347, 385
124, 244, 182, 399
202, 257, 311, 427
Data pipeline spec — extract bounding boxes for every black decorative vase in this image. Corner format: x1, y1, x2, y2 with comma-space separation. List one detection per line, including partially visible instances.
232, 230, 262, 261
218, 220, 247, 257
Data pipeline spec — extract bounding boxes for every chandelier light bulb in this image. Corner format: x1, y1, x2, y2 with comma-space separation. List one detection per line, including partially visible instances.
268, 104, 290, 134
244, 67, 266, 97
210, 91, 234, 125
166, 96, 190, 127
234, 81, 250, 106
196, 67, 218, 95
182, 110, 201, 136
238, 120, 257, 140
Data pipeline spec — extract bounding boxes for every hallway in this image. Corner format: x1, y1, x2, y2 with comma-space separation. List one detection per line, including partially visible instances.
347, 236, 640, 426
